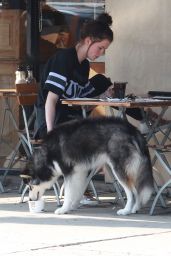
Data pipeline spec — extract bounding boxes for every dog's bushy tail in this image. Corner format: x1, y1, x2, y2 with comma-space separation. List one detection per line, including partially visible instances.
139, 185, 153, 206
138, 159, 154, 206
132, 131, 154, 206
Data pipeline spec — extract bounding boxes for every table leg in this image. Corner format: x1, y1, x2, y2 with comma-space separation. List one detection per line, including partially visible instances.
117, 107, 127, 120
81, 106, 87, 118
144, 106, 168, 142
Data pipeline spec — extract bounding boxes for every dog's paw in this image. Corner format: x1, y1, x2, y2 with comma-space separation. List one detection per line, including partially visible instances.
117, 208, 131, 215
54, 207, 68, 215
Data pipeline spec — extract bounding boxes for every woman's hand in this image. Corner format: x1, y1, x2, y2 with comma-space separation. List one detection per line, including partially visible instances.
100, 84, 114, 99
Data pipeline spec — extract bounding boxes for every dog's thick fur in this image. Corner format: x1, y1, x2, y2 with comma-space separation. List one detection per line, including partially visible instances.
21, 117, 153, 215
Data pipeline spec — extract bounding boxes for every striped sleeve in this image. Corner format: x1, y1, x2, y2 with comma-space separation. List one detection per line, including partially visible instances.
45, 71, 67, 95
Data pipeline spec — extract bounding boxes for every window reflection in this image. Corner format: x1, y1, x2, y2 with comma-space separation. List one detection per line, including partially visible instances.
40, 1, 105, 62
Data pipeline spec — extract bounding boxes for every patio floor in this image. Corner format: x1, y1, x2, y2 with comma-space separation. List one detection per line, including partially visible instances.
0, 175, 171, 256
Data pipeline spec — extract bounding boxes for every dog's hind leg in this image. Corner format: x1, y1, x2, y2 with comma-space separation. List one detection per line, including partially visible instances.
55, 166, 88, 214
109, 165, 134, 215
116, 182, 134, 215
131, 186, 141, 213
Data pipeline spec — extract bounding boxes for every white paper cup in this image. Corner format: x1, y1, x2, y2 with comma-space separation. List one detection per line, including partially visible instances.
28, 199, 45, 213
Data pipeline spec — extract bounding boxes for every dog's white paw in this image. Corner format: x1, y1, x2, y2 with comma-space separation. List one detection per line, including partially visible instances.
54, 207, 69, 215
117, 208, 131, 215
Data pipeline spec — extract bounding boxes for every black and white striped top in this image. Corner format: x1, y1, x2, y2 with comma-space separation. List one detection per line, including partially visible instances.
39, 47, 96, 104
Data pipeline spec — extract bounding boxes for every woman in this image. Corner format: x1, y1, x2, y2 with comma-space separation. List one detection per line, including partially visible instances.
34, 12, 114, 139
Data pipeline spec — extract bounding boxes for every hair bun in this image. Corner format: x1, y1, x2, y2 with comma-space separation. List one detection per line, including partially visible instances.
96, 13, 113, 27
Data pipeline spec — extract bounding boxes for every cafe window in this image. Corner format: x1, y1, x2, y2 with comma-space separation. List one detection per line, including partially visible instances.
39, 0, 105, 63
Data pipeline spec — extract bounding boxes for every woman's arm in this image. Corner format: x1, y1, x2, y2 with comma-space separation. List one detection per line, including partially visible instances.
45, 91, 59, 132
99, 84, 114, 99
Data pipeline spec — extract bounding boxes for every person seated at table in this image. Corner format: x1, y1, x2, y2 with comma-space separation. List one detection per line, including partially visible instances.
34, 12, 114, 140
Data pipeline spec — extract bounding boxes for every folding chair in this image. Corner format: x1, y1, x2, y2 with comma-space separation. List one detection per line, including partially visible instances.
15, 83, 38, 155
1, 84, 38, 182
150, 145, 171, 215
14, 83, 61, 205
148, 121, 171, 213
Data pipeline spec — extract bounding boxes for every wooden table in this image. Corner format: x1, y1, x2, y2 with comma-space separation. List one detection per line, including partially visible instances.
62, 97, 171, 108
62, 97, 171, 141
0, 88, 16, 95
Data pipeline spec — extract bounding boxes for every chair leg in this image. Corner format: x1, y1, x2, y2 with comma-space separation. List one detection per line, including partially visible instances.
153, 181, 166, 208
150, 179, 171, 215
18, 180, 25, 194
0, 180, 4, 193
88, 180, 99, 200
105, 166, 125, 207
53, 183, 61, 206
150, 149, 171, 215
2, 141, 21, 184
112, 180, 125, 206
20, 185, 29, 203
59, 182, 64, 198
22, 106, 33, 155
20, 182, 61, 205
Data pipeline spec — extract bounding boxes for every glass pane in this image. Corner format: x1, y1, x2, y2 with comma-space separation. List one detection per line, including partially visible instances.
40, 1, 105, 53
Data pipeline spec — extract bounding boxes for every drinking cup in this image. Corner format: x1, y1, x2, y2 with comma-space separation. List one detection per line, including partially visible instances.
114, 82, 128, 99
28, 199, 45, 213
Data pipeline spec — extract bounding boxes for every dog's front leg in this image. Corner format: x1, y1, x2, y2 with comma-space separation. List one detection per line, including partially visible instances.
55, 170, 87, 214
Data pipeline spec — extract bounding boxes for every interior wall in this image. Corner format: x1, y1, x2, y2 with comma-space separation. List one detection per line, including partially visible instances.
105, 0, 171, 183
106, 0, 171, 95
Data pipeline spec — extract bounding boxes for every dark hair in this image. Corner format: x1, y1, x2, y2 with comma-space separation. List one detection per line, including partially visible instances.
79, 13, 113, 43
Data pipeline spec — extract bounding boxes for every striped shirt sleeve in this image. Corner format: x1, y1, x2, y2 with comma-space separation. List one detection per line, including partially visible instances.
45, 72, 67, 95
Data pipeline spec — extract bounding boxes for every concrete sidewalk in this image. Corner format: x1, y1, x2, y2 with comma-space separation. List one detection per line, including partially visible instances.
0, 177, 171, 256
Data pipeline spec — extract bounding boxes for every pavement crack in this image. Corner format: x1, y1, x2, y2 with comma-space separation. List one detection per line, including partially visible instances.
43, 230, 171, 248
7, 230, 171, 254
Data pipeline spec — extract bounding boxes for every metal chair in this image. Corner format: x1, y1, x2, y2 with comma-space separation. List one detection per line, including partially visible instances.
147, 120, 171, 215
1, 83, 37, 184
15, 83, 61, 205
15, 83, 38, 155
150, 145, 171, 215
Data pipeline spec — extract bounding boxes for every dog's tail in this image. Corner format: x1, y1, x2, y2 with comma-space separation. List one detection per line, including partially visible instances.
131, 132, 154, 206
126, 150, 153, 206
138, 158, 154, 206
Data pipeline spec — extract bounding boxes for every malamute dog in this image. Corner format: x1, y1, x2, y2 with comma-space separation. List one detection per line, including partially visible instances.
21, 117, 153, 215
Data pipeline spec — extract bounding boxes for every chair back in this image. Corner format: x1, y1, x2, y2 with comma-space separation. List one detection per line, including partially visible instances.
15, 83, 38, 106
